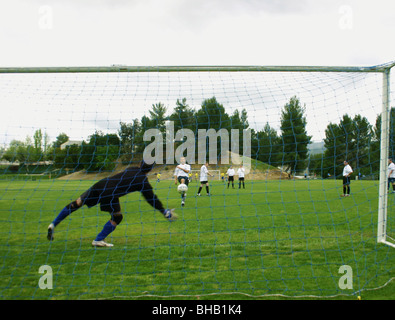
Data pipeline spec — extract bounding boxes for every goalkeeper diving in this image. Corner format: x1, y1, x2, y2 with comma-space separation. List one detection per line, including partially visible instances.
47, 161, 177, 247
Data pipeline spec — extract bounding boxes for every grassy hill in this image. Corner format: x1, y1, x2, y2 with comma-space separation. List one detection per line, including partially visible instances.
57, 155, 287, 181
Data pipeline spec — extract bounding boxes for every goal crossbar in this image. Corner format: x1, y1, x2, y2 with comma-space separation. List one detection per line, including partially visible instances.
1, 62, 394, 74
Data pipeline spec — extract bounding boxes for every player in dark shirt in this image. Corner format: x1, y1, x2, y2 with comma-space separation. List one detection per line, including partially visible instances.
47, 161, 177, 247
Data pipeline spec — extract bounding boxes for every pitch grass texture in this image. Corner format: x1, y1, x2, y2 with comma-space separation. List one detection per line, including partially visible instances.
0, 178, 393, 300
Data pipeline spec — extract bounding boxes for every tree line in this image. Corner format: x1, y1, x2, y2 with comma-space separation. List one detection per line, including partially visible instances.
1, 96, 393, 177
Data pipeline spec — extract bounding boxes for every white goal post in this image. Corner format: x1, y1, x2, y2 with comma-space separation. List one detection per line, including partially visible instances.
377, 68, 395, 248
190, 169, 221, 181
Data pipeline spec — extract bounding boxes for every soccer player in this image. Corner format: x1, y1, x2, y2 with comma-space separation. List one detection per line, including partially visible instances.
156, 173, 161, 182
189, 172, 193, 182
221, 172, 225, 182
174, 157, 191, 207
47, 161, 177, 247
388, 158, 395, 193
341, 160, 353, 197
237, 165, 245, 189
226, 166, 235, 189
197, 161, 213, 196
195, 172, 199, 182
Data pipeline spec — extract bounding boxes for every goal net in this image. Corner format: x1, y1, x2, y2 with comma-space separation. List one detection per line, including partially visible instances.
0, 63, 394, 299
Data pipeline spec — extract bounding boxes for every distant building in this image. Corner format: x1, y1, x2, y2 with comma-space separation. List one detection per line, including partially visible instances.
0, 160, 20, 166
60, 140, 83, 150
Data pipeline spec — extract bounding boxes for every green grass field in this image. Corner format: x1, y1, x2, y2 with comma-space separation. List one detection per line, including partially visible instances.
0, 177, 393, 300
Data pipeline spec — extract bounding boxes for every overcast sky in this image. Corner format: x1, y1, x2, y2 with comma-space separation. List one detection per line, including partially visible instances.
1, 0, 394, 67
0, 0, 394, 147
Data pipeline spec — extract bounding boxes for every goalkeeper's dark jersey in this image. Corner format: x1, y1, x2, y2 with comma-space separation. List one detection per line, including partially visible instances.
80, 161, 165, 214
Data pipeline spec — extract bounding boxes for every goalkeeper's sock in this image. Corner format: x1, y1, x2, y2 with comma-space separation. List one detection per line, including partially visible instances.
52, 206, 72, 227
198, 186, 202, 194
52, 202, 80, 227
95, 220, 116, 241
347, 186, 350, 195
206, 186, 209, 194
343, 187, 346, 195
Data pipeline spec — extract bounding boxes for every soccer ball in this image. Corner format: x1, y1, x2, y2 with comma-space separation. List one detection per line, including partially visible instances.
177, 183, 188, 193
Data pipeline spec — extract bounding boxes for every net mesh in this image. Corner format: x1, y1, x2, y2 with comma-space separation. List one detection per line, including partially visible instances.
0, 66, 394, 299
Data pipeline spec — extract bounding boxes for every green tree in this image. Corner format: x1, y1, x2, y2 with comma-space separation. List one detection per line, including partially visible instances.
52, 133, 69, 149
195, 97, 231, 163
119, 119, 145, 161
369, 108, 395, 174
195, 97, 231, 131
280, 96, 312, 173
43, 132, 50, 160
31, 129, 44, 162
33, 129, 43, 152
81, 131, 121, 172
47, 133, 69, 162
1, 139, 29, 163
352, 114, 373, 175
230, 108, 249, 130
169, 98, 196, 133
149, 102, 168, 133
323, 122, 342, 177
252, 122, 281, 166
53, 144, 84, 172
229, 108, 249, 156
323, 114, 373, 177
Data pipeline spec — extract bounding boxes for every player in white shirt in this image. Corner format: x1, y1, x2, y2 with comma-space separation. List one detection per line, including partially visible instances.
226, 166, 235, 189
388, 158, 395, 193
197, 161, 213, 196
174, 157, 191, 207
237, 165, 245, 189
341, 160, 353, 197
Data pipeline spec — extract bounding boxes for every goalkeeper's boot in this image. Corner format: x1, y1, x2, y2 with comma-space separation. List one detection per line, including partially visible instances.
47, 223, 55, 241
92, 240, 114, 247
164, 209, 178, 222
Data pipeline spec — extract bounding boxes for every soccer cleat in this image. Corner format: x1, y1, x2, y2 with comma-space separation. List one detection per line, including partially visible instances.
92, 240, 114, 247
181, 201, 185, 207
47, 223, 54, 241
197, 193, 201, 196
164, 209, 178, 222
